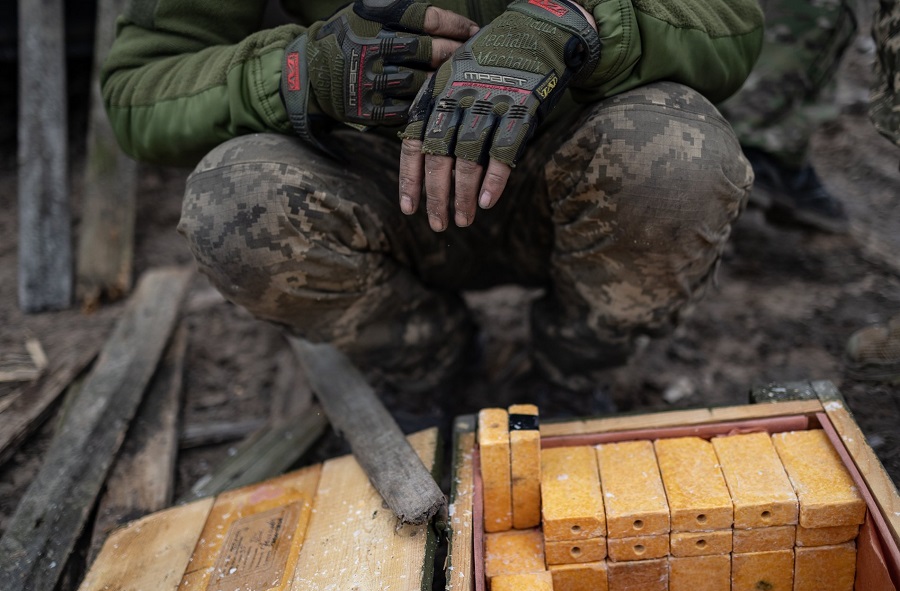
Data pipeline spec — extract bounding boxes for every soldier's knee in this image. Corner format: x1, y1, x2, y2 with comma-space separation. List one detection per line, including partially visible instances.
576, 82, 751, 237
177, 134, 369, 305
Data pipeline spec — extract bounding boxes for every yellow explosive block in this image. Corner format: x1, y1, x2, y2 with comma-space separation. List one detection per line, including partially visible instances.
731, 549, 794, 591
479, 408, 512, 533
795, 524, 860, 547
607, 534, 669, 562
732, 525, 795, 553
596, 441, 669, 538
654, 437, 732, 532
484, 528, 546, 582
509, 404, 541, 529
490, 571, 554, 591
668, 554, 731, 591
541, 445, 606, 541
544, 537, 607, 565
669, 530, 732, 557
772, 430, 866, 528
549, 561, 609, 591
712, 432, 798, 528
607, 557, 668, 591
794, 542, 856, 591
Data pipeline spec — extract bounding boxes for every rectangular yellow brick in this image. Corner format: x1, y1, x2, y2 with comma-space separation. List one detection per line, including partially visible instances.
607, 558, 668, 591
668, 555, 731, 591
669, 530, 732, 557
490, 571, 553, 591
541, 446, 605, 540
772, 430, 866, 528
795, 524, 860, 547
545, 536, 607, 565
479, 408, 512, 533
549, 561, 609, 591
607, 534, 669, 562
712, 432, 798, 528
484, 528, 546, 581
732, 526, 795, 553
731, 550, 794, 591
509, 404, 541, 529
596, 441, 669, 538
794, 542, 856, 591
654, 437, 732, 532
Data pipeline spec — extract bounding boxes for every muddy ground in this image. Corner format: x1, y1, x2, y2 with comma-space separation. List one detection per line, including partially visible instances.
0, 5, 899, 588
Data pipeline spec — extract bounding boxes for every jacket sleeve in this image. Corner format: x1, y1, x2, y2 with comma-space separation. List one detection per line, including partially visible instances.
101, 0, 305, 166
571, 0, 765, 104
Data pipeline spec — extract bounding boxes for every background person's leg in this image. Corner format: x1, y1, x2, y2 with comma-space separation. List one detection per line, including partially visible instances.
718, 0, 858, 232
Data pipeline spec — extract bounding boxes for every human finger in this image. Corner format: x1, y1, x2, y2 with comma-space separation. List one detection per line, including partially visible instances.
429, 38, 464, 68
422, 6, 479, 40
453, 158, 483, 227
424, 154, 455, 231
478, 159, 512, 209
399, 139, 425, 215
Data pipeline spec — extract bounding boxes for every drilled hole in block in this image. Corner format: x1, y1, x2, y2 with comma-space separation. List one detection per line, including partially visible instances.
633, 519, 644, 530
570, 525, 582, 535
633, 544, 645, 555
761, 510, 772, 520
570, 546, 582, 558
696, 514, 707, 525
696, 539, 707, 549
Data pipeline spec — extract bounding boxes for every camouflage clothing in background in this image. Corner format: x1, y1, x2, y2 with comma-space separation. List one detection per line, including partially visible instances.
719, 0, 858, 168
179, 82, 752, 392
871, 0, 900, 147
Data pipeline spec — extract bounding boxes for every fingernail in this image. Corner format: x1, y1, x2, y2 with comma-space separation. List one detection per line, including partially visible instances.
428, 214, 445, 232
455, 211, 470, 227
469, 25, 480, 36
400, 195, 413, 215
479, 191, 493, 209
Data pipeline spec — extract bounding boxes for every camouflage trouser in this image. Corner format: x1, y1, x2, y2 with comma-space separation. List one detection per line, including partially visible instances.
719, 0, 858, 168
871, 0, 900, 148
179, 82, 752, 392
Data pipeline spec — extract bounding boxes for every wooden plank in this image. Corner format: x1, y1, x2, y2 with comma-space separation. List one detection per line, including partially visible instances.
17, 0, 72, 312
289, 338, 445, 525
180, 405, 328, 502
446, 415, 476, 591
0, 343, 98, 465
179, 418, 266, 449
812, 381, 900, 545
88, 324, 189, 563
0, 267, 192, 591
289, 429, 441, 591
76, 0, 138, 305
78, 499, 215, 591
178, 466, 322, 590
540, 409, 713, 438
540, 401, 824, 438
709, 399, 823, 421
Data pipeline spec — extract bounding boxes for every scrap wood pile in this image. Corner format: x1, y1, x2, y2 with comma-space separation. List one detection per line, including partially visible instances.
0, 268, 330, 591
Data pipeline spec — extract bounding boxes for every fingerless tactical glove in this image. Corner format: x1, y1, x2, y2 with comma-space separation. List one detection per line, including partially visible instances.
282, 0, 436, 147
400, 0, 600, 166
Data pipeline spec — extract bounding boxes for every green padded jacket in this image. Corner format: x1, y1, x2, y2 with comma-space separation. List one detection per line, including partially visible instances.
101, 0, 764, 166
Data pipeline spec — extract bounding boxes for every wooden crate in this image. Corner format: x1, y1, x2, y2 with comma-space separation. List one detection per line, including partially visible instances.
80, 428, 441, 591
446, 382, 900, 591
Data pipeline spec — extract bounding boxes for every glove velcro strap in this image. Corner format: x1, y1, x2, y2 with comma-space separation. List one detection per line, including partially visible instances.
354, 0, 430, 32
282, 34, 332, 152
507, 0, 601, 83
